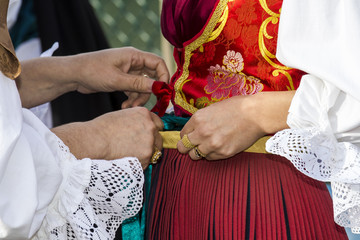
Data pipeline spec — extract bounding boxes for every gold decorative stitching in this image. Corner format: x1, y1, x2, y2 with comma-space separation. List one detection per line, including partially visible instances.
207, 6, 229, 43
258, 0, 295, 90
174, 0, 229, 114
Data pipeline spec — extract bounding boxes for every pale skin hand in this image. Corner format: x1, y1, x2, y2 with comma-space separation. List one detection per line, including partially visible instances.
52, 107, 164, 170
16, 47, 170, 108
16, 47, 169, 168
177, 91, 295, 160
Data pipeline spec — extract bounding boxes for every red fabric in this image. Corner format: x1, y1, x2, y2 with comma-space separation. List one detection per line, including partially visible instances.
147, 150, 348, 239
148, 0, 348, 239
161, 0, 219, 48
161, 0, 306, 117
151, 81, 173, 117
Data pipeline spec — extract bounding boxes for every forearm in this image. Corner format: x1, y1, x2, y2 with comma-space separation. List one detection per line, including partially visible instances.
249, 90, 295, 135
16, 56, 79, 108
51, 121, 107, 160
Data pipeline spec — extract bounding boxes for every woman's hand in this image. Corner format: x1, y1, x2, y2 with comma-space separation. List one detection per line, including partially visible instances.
52, 107, 164, 170
17, 47, 170, 108
72, 47, 170, 108
177, 91, 295, 160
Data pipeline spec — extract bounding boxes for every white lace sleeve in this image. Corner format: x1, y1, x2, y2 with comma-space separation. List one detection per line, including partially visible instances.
266, 76, 360, 233
267, 128, 360, 233
33, 138, 144, 240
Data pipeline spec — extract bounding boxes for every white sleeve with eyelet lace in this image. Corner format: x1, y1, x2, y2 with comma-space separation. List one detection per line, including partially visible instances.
266, 76, 360, 233
33, 137, 144, 240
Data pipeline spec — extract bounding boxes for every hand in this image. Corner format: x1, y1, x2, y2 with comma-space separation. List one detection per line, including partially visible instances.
17, 47, 170, 109
177, 91, 294, 160
52, 107, 164, 170
72, 47, 170, 108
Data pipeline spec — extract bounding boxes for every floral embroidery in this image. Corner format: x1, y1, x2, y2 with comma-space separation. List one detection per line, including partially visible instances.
205, 64, 244, 100
205, 51, 264, 101
239, 76, 264, 95
223, 50, 244, 73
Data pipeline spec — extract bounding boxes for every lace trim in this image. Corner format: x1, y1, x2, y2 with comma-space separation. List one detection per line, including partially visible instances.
266, 127, 360, 232
33, 138, 144, 239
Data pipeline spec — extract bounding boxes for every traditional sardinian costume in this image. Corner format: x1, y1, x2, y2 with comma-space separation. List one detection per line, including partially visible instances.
146, 0, 349, 239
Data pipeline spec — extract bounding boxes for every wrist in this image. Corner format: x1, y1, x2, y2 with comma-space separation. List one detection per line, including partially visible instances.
248, 91, 293, 135
56, 55, 81, 92
51, 120, 108, 160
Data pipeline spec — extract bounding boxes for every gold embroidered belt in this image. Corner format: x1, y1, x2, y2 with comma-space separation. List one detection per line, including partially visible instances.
159, 131, 270, 154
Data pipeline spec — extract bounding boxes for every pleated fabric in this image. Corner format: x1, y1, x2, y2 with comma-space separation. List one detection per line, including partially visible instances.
146, 150, 347, 240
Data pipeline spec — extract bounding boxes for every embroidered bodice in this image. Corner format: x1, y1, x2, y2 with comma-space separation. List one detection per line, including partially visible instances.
161, 0, 305, 117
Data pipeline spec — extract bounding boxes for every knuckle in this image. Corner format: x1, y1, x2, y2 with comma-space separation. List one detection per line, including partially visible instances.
208, 136, 223, 149
132, 76, 145, 90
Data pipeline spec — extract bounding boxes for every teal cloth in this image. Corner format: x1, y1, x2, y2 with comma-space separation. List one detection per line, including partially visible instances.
161, 113, 189, 131
121, 114, 189, 239
9, 0, 38, 49
121, 165, 152, 240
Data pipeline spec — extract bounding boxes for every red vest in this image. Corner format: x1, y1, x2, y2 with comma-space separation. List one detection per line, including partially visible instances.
161, 0, 306, 117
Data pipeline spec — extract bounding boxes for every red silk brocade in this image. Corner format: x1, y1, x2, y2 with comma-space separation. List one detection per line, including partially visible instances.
148, 0, 348, 239
160, 0, 307, 117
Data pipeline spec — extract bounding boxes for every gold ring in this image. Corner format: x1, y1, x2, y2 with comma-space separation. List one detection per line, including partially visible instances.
194, 146, 206, 158
180, 134, 196, 149
150, 148, 162, 164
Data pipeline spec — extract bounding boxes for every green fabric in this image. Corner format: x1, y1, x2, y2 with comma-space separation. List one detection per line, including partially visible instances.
121, 166, 152, 240
120, 213, 142, 240
161, 113, 189, 131
9, 0, 38, 49
121, 114, 189, 239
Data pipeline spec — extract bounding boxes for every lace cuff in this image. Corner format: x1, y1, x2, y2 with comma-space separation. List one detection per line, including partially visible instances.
266, 128, 360, 232
266, 128, 360, 183
34, 138, 144, 239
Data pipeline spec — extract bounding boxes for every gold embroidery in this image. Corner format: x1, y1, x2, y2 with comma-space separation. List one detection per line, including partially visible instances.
258, 0, 295, 90
174, 0, 229, 115
195, 96, 216, 109
207, 5, 229, 43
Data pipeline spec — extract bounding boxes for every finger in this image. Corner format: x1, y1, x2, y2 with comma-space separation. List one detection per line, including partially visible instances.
202, 152, 224, 161
139, 51, 170, 84
121, 93, 138, 109
131, 93, 151, 107
177, 131, 197, 154
154, 131, 163, 151
179, 116, 195, 139
150, 112, 164, 130
177, 116, 197, 153
188, 145, 207, 161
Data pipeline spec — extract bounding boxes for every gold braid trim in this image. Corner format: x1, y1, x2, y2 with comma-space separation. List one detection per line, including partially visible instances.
160, 131, 270, 154
207, 5, 229, 43
258, 0, 295, 90
174, 0, 229, 115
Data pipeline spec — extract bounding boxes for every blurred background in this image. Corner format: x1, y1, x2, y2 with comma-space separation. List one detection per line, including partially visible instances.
89, 0, 175, 109
10, 0, 174, 126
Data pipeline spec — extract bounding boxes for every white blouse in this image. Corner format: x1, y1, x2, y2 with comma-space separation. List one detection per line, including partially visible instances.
0, 71, 144, 239
266, 0, 360, 233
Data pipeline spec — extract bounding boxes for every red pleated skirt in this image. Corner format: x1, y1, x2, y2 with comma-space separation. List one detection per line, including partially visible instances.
146, 149, 347, 240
